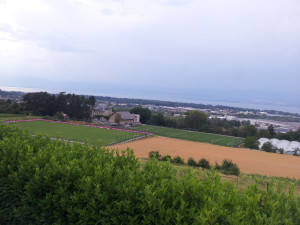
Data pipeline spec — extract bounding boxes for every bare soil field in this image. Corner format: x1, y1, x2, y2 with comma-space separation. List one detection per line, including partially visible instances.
109, 136, 300, 179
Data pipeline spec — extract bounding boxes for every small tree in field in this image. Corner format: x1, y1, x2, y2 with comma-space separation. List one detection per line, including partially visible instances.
218, 159, 240, 176
148, 150, 161, 159
197, 158, 211, 169
172, 156, 185, 165
261, 142, 276, 153
161, 155, 172, 161
187, 157, 197, 167
243, 136, 259, 149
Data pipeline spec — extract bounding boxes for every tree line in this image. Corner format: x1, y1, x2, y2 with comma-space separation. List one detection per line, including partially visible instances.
23, 92, 96, 120
130, 107, 300, 143
0, 99, 24, 114
0, 92, 96, 121
131, 107, 261, 138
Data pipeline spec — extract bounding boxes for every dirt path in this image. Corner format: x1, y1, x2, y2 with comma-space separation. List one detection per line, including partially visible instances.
109, 136, 300, 179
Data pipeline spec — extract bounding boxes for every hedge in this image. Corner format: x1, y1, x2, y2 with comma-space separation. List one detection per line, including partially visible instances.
1, 125, 300, 224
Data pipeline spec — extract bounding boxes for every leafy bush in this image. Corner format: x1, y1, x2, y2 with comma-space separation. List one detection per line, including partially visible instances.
187, 157, 197, 167
1, 125, 299, 224
243, 136, 259, 149
160, 155, 172, 161
148, 150, 161, 159
171, 156, 185, 165
215, 163, 221, 170
197, 158, 211, 169
261, 142, 277, 153
218, 159, 240, 176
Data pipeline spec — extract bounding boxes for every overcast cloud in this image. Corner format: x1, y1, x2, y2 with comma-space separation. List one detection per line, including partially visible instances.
0, 0, 300, 111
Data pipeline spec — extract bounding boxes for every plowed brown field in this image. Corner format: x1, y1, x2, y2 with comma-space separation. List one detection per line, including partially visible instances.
109, 136, 300, 179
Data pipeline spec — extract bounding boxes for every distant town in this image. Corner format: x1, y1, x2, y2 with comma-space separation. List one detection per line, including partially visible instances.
1, 89, 300, 133
92, 96, 300, 133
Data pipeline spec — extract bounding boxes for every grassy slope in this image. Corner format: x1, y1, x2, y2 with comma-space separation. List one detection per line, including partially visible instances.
0, 113, 41, 122
7, 120, 144, 146
131, 125, 243, 147
138, 158, 300, 196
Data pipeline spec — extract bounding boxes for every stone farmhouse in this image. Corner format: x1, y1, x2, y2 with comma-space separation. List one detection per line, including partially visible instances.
108, 111, 140, 126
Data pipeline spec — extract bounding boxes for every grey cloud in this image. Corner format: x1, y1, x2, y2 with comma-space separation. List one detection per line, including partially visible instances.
99, 8, 114, 16
0, 24, 90, 53
0, 23, 14, 33
154, 0, 194, 6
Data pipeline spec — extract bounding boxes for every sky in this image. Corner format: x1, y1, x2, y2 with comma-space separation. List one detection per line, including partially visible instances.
0, 0, 300, 112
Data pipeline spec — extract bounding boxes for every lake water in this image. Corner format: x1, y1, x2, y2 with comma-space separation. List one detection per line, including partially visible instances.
1, 85, 299, 114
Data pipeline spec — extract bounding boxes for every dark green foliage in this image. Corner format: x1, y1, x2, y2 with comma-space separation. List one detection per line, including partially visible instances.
149, 113, 165, 126
148, 150, 161, 159
276, 130, 300, 142
185, 110, 208, 130
261, 142, 277, 153
197, 158, 211, 169
130, 107, 151, 124
268, 124, 276, 137
0, 99, 23, 114
23, 92, 96, 121
160, 155, 172, 161
1, 125, 300, 224
243, 136, 259, 149
217, 159, 240, 176
172, 156, 185, 165
243, 125, 257, 137
257, 129, 272, 138
187, 157, 197, 167
215, 163, 222, 170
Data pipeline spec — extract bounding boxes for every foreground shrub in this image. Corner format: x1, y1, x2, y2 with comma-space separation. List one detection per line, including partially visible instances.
148, 150, 161, 159
0, 125, 299, 224
187, 157, 197, 167
197, 158, 211, 169
172, 156, 185, 165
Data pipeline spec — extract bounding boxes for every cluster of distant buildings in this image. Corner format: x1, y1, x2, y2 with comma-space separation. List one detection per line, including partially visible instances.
92, 101, 300, 131
92, 106, 140, 127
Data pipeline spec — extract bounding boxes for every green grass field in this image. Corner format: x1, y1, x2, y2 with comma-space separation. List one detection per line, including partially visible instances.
131, 125, 244, 147
0, 113, 41, 122
6, 120, 145, 146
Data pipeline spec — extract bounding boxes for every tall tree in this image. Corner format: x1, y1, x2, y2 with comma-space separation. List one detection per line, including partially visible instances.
185, 110, 208, 130
149, 113, 165, 126
23, 92, 57, 116
130, 107, 151, 123
243, 136, 259, 149
268, 125, 276, 137
244, 125, 257, 137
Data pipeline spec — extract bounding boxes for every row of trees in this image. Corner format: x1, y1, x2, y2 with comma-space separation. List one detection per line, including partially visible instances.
130, 107, 209, 129
23, 92, 96, 121
0, 99, 24, 114
130, 107, 268, 139
148, 151, 240, 175
130, 107, 300, 142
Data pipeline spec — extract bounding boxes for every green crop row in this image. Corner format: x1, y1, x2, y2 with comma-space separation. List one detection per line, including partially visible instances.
0, 125, 299, 224
148, 150, 240, 176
